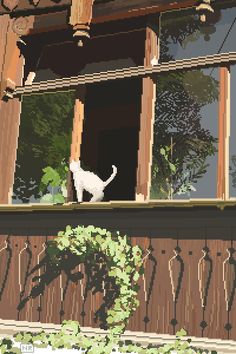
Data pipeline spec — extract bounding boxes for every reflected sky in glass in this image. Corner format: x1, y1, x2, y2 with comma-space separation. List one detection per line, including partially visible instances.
160, 4, 236, 62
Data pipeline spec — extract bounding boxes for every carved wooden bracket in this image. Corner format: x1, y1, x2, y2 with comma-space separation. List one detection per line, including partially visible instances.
12, 17, 33, 36
2, 0, 20, 11
69, 0, 95, 47
2, 78, 16, 101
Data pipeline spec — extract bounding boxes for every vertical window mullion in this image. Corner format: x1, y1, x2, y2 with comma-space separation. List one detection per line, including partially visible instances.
136, 14, 159, 201
67, 85, 86, 202
217, 66, 230, 199
225, 65, 230, 200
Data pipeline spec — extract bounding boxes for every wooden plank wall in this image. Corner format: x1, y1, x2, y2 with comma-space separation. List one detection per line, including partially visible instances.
0, 233, 235, 341
0, 15, 24, 204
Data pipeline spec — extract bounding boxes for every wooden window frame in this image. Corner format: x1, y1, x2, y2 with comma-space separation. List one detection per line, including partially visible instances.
3, 6, 236, 206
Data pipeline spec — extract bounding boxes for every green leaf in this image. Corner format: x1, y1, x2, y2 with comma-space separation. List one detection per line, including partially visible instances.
169, 162, 177, 173
176, 328, 187, 337
40, 193, 54, 203
53, 193, 65, 204
160, 147, 166, 156
41, 166, 61, 187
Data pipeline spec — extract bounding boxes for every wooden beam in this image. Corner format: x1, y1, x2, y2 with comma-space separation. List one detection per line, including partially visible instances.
0, 0, 196, 35
217, 66, 230, 199
0, 16, 24, 203
92, 0, 196, 24
14, 52, 236, 97
135, 15, 158, 201
67, 86, 86, 202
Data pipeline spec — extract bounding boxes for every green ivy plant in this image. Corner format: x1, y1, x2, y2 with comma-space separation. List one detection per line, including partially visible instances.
39, 159, 68, 204
46, 225, 144, 341
0, 326, 215, 354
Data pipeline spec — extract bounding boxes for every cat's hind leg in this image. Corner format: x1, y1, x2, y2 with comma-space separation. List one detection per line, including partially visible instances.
90, 192, 104, 202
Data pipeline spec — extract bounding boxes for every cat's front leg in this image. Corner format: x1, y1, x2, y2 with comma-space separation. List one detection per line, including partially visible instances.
75, 185, 83, 202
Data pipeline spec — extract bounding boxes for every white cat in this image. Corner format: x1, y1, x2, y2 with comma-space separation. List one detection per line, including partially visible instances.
70, 160, 117, 202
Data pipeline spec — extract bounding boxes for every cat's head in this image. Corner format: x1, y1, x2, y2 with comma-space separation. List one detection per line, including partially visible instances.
69, 159, 81, 172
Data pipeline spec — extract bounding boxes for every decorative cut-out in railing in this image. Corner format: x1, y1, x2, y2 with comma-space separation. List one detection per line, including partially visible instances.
2, 0, 56, 11
142, 243, 157, 329
32, 0, 40, 5
198, 246, 213, 308
223, 247, 236, 312
18, 240, 32, 297
168, 246, 184, 304
2, 0, 19, 11
0, 237, 12, 301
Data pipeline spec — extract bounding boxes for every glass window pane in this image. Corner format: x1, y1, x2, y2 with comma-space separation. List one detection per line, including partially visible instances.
150, 68, 219, 200
229, 64, 236, 197
160, 3, 236, 62
13, 91, 75, 204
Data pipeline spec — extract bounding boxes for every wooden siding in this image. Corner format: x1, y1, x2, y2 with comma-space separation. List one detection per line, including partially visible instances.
0, 16, 24, 204
0, 206, 235, 340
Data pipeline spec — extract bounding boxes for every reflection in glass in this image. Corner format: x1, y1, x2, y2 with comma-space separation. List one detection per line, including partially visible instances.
150, 68, 219, 200
229, 64, 236, 197
13, 91, 75, 204
160, 4, 236, 62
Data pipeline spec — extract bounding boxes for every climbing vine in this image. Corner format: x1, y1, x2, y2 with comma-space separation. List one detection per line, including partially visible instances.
46, 225, 144, 340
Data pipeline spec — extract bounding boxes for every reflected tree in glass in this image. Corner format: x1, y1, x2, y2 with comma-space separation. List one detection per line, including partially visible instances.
151, 69, 219, 199
13, 91, 75, 203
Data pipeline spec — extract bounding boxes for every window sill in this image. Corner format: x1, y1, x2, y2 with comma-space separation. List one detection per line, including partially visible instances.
1, 199, 236, 211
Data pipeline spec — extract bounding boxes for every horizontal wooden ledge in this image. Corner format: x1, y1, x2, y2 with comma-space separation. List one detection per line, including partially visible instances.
14, 51, 236, 96
0, 319, 236, 353
0, 0, 195, 22
1, 199, 236, 211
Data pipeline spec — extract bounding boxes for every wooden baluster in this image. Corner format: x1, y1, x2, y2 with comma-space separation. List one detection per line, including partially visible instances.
198, 246, 213, 309
168, 245, 184, 333
168, 246, 184, 304
198, 245, 213, 335
18, 240, 32, 320
36, 242, 46, 321
223, 247, 236, 312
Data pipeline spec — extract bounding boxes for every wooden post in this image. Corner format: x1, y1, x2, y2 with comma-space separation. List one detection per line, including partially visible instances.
69, 0, 94, 47
135, 15, 159, 201
0, 15, 24, 203
67, 86, 86, 202
217, 66, 230, 199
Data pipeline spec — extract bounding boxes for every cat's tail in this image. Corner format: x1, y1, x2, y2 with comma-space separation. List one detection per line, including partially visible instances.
103, 165, 117, 187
